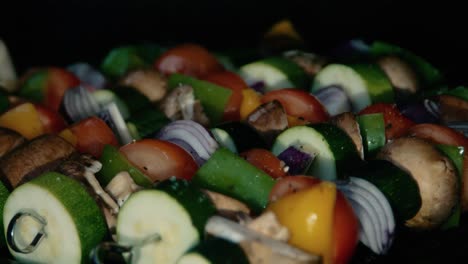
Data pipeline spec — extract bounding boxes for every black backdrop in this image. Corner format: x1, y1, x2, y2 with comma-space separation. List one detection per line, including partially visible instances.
0, 0, 467, 86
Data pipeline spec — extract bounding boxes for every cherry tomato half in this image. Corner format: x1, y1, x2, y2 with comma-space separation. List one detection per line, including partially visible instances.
333, 191, 359, 264
359, 103, 415, 140
120, 139, 198, 182
34, 103, 67, 134
240, 148, 287, 179
46, 67, 80, 111
261, 88, 329, 124
268, 175, 321, 202
203, 71, 247, 121
154, 43, 223, 78
69, 117, 119, 158
406, 123, 468, 148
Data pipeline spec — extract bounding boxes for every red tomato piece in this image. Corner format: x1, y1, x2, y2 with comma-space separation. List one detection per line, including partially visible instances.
45, 68, 80, 111
69, 117, 119, 158
268, 175, 321, 202
154, 43, 224, 78
240, 148, 287, 179
333, 191, 359, 264
406, 123, 468, 148
261, 88, 329, 124
359, 103, 415, 140
34, 103, 67, 134
120, 139, 198, 182
203, 71, 247, 121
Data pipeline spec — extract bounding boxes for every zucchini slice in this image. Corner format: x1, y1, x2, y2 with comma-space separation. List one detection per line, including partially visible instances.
351, 160, 421, 223
239, 57, 309, 91
272, 123, 360, 181
116, 190, 199, 264
3, 172, 107, 264
311, 63, 394, 112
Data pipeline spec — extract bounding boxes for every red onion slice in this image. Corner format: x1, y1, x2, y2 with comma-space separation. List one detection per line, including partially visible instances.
277, 146, 314, 175
447, 121, 468, 137
156, 120, 219, 164
398, 99, 440, 123
164, 138, 206, 166
159, 123, 214, 155
170, 120, 218, 151
67, 62, 107, 89
63, 85, 100, 122
159, 127, 211, 159
312, 85, 351, 116
249, 81, 266, 94
337, 177, 395, 255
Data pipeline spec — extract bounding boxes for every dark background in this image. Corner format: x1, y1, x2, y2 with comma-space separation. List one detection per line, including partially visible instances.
0, 0, 467, 85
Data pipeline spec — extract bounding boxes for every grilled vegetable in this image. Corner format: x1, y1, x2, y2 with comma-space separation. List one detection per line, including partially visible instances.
3, 172, 107, 264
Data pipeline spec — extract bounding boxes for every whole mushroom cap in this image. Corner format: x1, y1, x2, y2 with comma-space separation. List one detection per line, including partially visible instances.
377, 137, 459, 229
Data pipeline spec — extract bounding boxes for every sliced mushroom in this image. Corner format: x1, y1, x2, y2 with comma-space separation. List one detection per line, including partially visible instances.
283, 50, 327, 77
203, 190, 251, 216
244, 211, 289, 241
56, 154, 90, 182
56, 154, 120, 214
160, 85, 210, 126
105, 171, 142, 207
377, 55, 419, 95
99, 201, 117, 237
57, 154, 124, 234
82, 159, 120, 214
120, 68, 168, 103
0, 127, 26, 159
0, 134, 120, 232
246, 100, 288, 145
377, 137, 459, 229
0, 135, 75, 188
462, 157, 468, 212
331, 112, 364, 159
206, 216, 320, 264
438, 94, 468, 123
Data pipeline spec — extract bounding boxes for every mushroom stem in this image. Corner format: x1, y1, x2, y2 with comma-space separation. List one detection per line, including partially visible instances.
206, 216, 320, 264
105, 171, 142, 207
83, 164, 120, 214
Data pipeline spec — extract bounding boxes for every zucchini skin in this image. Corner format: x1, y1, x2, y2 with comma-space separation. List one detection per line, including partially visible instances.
311, 123, 362, 178
183, 238, 249, 264
352, 160, 422, 222
272, 123, 362, 180
215, 122, 268, 153
155, 178, 217, 235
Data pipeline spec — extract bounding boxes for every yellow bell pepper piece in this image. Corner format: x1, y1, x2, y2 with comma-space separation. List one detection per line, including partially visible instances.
268, 181, 337, 264
0, 103, 44, 139
240, 88, 262, 120
264, 19, 303, 42
58, 128, 78, 147
287, 115, 310, 127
